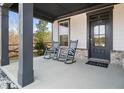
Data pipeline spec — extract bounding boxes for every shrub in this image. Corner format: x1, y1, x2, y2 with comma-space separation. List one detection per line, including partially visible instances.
34, 42, 46, 56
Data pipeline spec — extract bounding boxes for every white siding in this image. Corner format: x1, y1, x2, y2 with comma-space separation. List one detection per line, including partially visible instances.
113, 4, 124, 51
70, 13, 87, 49
53, 14, 87, 49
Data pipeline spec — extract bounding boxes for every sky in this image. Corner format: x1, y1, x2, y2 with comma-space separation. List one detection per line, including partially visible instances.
9, 11, 52, 33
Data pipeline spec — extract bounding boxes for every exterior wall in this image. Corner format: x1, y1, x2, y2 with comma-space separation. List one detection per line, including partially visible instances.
111, 4, 124, 65
75, 49, 88, 61
53, 4, 124, 65
111, 51, 124, 66
113, 4, 124, 51
53, 13, 87, 49
53, 14, 87, 60
70, 13, 87, 49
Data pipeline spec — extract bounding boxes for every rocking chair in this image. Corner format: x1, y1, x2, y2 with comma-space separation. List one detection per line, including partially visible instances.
44, 41, 59, 59
57, 40, 78, 64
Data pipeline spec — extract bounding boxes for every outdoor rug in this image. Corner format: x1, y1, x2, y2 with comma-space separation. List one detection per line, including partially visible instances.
0, 68, 18, 89
86, 61, 109, 68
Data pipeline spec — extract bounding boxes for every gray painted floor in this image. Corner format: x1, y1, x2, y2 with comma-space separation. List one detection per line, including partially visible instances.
1, 56, 124, 89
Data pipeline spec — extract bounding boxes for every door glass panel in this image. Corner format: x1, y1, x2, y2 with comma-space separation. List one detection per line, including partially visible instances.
100, 25, 105, 34
99, 35, 105, 47
94, 26, 99, 35
94, 35, 100, 46
93, 24, 106, 47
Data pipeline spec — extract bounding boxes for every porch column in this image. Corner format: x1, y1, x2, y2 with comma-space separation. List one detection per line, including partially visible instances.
0, 7, 9, 66
18, 3, 34, 87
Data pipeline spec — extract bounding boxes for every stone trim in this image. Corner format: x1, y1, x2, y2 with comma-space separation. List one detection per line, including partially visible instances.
75, 48, 88, 60
110, 50, 124, 66
58, 47, 124, 67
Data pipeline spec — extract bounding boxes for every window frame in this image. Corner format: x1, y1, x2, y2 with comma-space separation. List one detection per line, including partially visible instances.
58, 18, 70, 47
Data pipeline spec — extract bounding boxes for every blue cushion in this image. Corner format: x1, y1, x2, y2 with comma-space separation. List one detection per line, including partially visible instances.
68, 48, 75, 56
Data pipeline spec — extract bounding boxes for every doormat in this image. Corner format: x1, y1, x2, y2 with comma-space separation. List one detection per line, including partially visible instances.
0, 68, 18, 89
86, 61, 109, 68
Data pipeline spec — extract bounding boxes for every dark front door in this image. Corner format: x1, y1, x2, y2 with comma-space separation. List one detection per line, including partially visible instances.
88, 11, 112, 60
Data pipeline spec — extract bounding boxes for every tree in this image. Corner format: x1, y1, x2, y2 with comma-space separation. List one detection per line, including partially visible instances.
34, 19, 49, 55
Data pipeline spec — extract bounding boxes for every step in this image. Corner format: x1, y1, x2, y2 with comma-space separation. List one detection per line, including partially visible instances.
88, 58, 110, 64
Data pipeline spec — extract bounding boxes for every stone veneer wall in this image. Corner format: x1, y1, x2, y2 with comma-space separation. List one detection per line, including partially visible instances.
111, 50, 124, 66
59, 47, 124, 66
75, 49, 88, 61
60, 46, 88, 61
75, 49, 124, 66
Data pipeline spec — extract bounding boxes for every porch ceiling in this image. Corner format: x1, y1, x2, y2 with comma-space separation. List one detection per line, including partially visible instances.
7, 3, 115, 22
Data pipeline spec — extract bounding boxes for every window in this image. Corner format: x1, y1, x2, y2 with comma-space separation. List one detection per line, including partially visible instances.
59, 19, 70, 46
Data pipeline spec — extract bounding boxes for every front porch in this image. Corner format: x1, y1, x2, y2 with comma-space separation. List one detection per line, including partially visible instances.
1, 56, 124, 89
1, 3, 124, 88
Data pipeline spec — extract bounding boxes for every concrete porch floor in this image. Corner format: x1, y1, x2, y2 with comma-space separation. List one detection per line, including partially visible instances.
1, 56, 124, 89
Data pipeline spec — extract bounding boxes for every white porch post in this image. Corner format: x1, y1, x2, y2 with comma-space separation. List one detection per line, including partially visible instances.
18, 3, 34, 87
0, 7, 9, 66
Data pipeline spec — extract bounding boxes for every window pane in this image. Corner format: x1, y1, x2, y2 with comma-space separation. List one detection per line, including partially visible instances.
60, 23, 63, 26
100, 25, 105, 34
94, 25, 99, 35
63, 22, 68, 27
60, 35, 68, 46
99, 35, 105, 47
94, 35, 100, 46
59, 22, 69, 35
